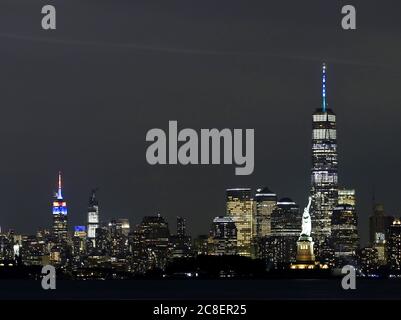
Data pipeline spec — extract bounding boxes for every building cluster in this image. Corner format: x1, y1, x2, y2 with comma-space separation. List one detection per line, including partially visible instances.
202, 64, 357, 270
197, 64, 401, 275
0, 64, 400, 278
359, 204, 401, 274
0, 176, 193, 278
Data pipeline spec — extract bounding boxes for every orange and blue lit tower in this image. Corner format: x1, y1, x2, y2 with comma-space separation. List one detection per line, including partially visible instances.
52, 171, 68, 241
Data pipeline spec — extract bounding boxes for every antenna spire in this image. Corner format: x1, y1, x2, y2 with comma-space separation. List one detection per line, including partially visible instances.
322, 63, 327, 112
57, 171, 63, 199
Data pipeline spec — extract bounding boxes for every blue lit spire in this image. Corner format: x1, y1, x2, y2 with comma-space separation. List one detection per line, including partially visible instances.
322, 63, 327, 112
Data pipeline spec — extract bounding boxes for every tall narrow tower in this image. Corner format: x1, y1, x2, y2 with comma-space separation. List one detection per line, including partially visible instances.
87, 189, 100, 246
226, 188, 253, 257
254, 187, 277, 238
52, 171, 68, 241
310, 63, 338, 242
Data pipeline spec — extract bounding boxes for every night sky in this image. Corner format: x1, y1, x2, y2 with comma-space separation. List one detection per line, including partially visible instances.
0, 0, 400, 245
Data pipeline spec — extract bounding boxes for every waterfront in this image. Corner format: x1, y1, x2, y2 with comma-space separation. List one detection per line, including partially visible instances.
0, 279, 400, 300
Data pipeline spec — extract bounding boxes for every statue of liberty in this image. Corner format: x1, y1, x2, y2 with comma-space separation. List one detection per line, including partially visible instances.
293, 196, 316, 266
301, 196, 312, 237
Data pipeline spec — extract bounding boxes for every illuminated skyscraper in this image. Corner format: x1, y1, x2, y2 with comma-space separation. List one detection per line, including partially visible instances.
0, 231, 15, 260
52, 172, 68, 242
72, 226, 87, 262
170, 216, 192, 258
310, 63, 338, 242
253, 187, 277, 238
177, 216, 186, 237
87, 189, 100, 246
271, 198, 301, 238
369, 203, 394, 265
208, 216, 237, 256
331, 189, 359, 266
131, 214, 170, 273
265, 198, 301, 268
95, 226, 110, 256
226, 188, 253, 257
369, 203, 394, 244
109, 218, 130, 237
108, 218, 130, 258
387, 219, 401, 271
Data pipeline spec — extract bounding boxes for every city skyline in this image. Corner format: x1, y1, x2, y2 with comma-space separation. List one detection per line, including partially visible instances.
0, 63, 396, 247
1, 1, 401, 246
0, 144, 394, 253
0, 75, 399, 246
0, 59, 400, 279
2, 1, 401, 311
0, 162, 397, 277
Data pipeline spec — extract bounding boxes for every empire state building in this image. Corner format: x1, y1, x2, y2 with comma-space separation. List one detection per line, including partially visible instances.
310, 63, 338, 242
52, 171, 68, 242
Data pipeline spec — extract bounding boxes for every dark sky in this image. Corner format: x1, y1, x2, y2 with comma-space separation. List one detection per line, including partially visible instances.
0, 0, 400, 245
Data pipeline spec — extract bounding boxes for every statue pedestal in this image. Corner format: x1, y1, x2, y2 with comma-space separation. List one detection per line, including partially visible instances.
296, 234, 315, 263
291, 234, 318, 269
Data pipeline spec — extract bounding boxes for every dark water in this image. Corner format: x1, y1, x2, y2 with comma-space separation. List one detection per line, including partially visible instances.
0, 279, 400, 300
